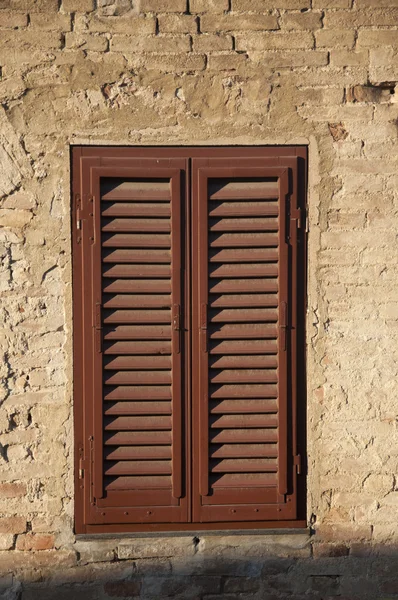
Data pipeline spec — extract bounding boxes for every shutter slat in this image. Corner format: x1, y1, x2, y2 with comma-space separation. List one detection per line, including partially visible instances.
210, 429, 278, 444
103, 310, 171, 324
209, 264, 278, 278
210, 473, 277, 487
105, 460, 172, 475
102, 233, 171, 248
210, 384, 277, 398
210, 248, 279, 263
210, 400, 278, 414
105, 431, 172, 445
102, 203, 171, 217
104, 356, 171, 370
210, 340, 278, 354
210, 233, 278, 247
209, 180, 278, 200
102, 218, 170, 233
105, 371, 171, 385
105, 476, 171, 490
103, 295, 171, 309
104, 386, 171, 400
211, 443, 278, 458
104, 401, 172, 415
210, 309, 278, 323
103, 265, 171, 278
105, 446, 172, 460
102, 249, 171, 263
105, 416, 172, 430
101, 180, 170, 201
210, 356, 277, 369
210, 218, 279, 232
104, 341, 171, 355
103, 280, 171, 294
211, 458, 277, 473
209, 201, 278, 217
104, 326, 171, 340
209, 279, 278, 294
210, 414, 278, 429
210, 294, 278, 308
210, 369, 278, 384
210, 324, 278, 339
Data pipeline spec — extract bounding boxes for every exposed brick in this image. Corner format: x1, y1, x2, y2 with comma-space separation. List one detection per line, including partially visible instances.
16, 534, 55, 551
0, 12, 27, 27
190, 0, 229, 11
9, 0, 59, 10
236, 31, 314, 50
324, 8, 398, 27
88, 15, 155, 34
118, 538, 195, 559
251, 50, 328, 68
330, 49, 369, 66
313, 0, 351, 6
192, 34, 233, 51
128, 53, 206, 71
0, 483, 26, 498
207, 53, 248, 71
316, 29, 355, 49
224, 577, 261, 593
201, 14, 279, 32
111, 34, 191, 53
234, 0, 310, 8
358, 29, 398, 47
347, 84, 391, 103
313, 543, 350, 558
61, 0, 94, 10
358, 0, 398, 5
0, 518, 26, 535
103, 581, 142, 597
30, 14, 72, 31
0, 535, 14, 551
0, 31, 62, 50
65, 33, 109, 51
158, 14, 197, 33
280, 11, 323, 30
139, 0, 187, 12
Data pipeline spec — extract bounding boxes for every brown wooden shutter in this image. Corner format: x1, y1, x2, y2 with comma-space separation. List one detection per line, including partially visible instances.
191, 157, 300, 523
74, 155, 188, 526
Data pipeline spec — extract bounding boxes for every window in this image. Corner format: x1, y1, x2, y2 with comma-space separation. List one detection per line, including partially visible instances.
72, 147, 307, 534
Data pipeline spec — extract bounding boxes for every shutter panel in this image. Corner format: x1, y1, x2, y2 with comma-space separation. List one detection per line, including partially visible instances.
192, 157, 299, 523
78, 157, 188, 526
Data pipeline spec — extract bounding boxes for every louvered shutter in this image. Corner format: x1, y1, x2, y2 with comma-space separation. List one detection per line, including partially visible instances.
192, 157, 300, 523
75, 156, 188, 526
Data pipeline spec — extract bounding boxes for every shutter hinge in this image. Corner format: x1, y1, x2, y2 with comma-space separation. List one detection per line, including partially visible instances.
294, 454, 302, 475
291, 208, 306, 230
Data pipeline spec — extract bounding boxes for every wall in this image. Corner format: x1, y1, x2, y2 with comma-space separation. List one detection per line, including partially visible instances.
0, 0, 398, 597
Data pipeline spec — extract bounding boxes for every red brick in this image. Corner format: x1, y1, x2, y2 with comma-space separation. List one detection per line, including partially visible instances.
0, 517, 26, 534
0, 483, 26, 498
16, 533, 55, 551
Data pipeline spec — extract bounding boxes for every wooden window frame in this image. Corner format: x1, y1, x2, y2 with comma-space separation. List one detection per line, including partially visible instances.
72, 146, 307, 535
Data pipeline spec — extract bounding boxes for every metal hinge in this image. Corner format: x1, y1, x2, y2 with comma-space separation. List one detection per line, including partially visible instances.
294, 454, 302, 475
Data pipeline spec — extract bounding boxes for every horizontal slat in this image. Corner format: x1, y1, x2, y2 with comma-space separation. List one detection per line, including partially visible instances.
103, 264, 171, 278
210, 248, 279, 263
210, 384, 277, 398
105, 416, 171, 430
210, 340, 278, 354
210, 429, 278, 444
210, 400, 278, 414
105, 460, 171, 476
211, 458, 277, 473
103, 249, 171, 263
210, 218, 278, 232
103, 280, 171, 294
102, 234, 170, 248
210, 233, 278, 248
104, 401, 172, 415
209, 264, 278, 278
105, 431, 172, 445
105, 371, 171, 385
103, 309, 171, 324
102, 203, 171, 217
105, 476, 171, 490
210, 473, 277, 488
210, 355, 277, 369
210, 414, 278, 429
210, 308, 278, 323
209, 201, 278, 217
209, 279, 278, 294
210, 324, 277, 339
104, 356, 171, 370
101, 180, 170, 202
104, 386, 171, 400
211, 444, 278, 458
103, 295, 171, 309
104, 341, 171, 355
102, 218, 170, 233
210, 294, 278, 308
210, 369, 278, 384
104, 325, 171, 340
209, 180, 278, 200
105, 446, 172, 460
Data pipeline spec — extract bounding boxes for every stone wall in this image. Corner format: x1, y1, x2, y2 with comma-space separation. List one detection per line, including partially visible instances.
0, 0, 398, 597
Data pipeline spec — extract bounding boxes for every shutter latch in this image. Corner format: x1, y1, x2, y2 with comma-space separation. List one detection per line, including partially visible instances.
294, 454, 302, 475
279, 301, 288, 351
75, 194, 82, 231
290, 207, 305, 229
79, 457, 87, 479
200, 303, 208, 353
172, 304, 181, 354
94, 303, 102, 353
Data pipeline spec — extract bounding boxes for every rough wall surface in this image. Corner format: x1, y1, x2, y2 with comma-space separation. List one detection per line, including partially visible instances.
0, 0, 397, 597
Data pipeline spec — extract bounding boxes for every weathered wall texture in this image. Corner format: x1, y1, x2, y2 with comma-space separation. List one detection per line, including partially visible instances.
0, 0, 398, 597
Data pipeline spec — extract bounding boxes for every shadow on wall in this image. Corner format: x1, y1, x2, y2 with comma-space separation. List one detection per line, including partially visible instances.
2, 538, 398, 600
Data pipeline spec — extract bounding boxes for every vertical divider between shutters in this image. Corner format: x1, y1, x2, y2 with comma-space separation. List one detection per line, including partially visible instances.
198, 169, 209, 498
91, 169, 104, 501
277, 169, 289, 498
171, 169, 183, 500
